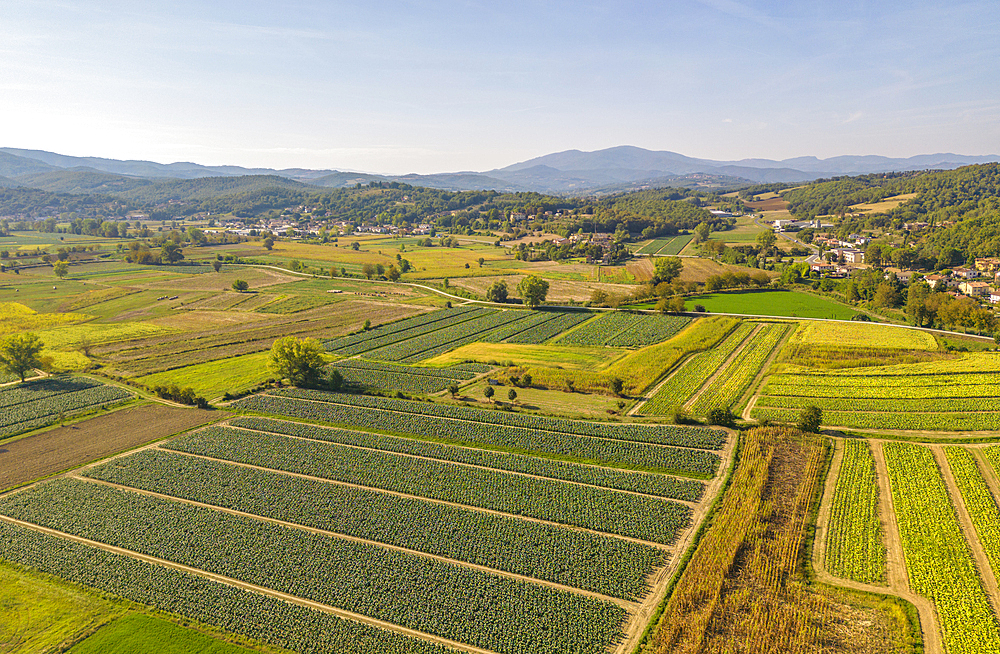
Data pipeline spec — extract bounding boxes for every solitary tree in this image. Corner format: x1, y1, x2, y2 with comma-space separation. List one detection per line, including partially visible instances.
161, 242, 184, 263
517, 275, 549, 308
693, 222, 711, 243
53, 261, 69, 279
798, 405, 822, 433
263, 237, 274, 251
484, 386, 494, 402
232, 279, 249, 292
507, 388, 517, 402
652, 257, 682, 285
213, 260, 223, 272
267, 336, 326, 387
0, 332, 44, 382
447, 382, 460, 398
486, 279, 508, 303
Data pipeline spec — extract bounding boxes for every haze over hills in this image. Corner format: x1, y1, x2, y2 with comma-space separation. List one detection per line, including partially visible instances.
1, 146, 998, 198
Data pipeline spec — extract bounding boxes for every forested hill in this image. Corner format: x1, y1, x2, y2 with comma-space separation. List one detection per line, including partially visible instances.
774, 163, 1000, 259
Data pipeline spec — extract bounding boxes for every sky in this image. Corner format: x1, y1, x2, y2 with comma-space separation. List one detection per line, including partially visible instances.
2, 0, 999, 174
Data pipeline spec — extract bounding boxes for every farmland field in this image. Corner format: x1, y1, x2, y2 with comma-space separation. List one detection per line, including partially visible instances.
882, 442, 1000, 652
643, 427, 911, 653
0, 376, 134, 439
825, 439, 886, 584
555, 312, 692, 348
681, 289, 859, 319
69, 614, 263, 654
750, 353, 1000, 432
0, 378, 735, 654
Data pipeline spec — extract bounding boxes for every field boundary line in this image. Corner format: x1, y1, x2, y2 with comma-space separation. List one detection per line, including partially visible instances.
0, 513, 502, 654
612, 426, 737, 654
931, 445, 1000, 617
682, 323, 761, 410
627, 351, 697, 417
157, 446, 675, 550
809, 440, 941, 654
73, 475, 637, 610
224, 423, 699, 506
972, 447, 1000, 506
737, 323, 792, 420
256, 392, 724, 454
870, 440, 944, 654
811, 437, 842, 584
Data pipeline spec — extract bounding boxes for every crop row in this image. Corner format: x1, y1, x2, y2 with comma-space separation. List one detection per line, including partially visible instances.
943, 447, 1000, 578
0, 375, 105, 411
689, 323, 787, 416
556, 313, 691, 348
325, 307, 486, 356
166, 426, 691, 545
85, 448, 663, 601
235, 393, 721, 476
329, 359, 480, 380
332, 368, 453, 394
392, 311, 541, 363
749, 407, 1000, 431
258, 388, 726, 450
0, 522, 452, 654
882, 442, 1000, 653
754, 395, 998, 413
230, 417, 705, 501
478, 310, 560, 343
0, 479, 626, 654
642, 323, 756, 415
0, 383, 133, 438
364, 310, 529, 362
825, 440, 886, 584
505, 311, 594, 344
985, 446, 1000, 477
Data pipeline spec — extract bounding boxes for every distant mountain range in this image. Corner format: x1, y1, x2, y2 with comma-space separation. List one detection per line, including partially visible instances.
1, 145, 998, 198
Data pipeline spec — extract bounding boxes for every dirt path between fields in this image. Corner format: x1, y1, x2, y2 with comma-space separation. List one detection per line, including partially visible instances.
613, 427, 739, 654
72, 475, 635, 610
870, 440, 943, 654
223, 422, 700, 506
811, 437, 843, 583
739, 323, 792, 421
931, 445, 1000, 616
683, 324, 761, 411
157, 446, 673, 550
0, 514, 501, 654
627, 352, 697, 417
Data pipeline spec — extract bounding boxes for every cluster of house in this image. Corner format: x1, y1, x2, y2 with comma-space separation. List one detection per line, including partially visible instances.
923, 259, 1000, 303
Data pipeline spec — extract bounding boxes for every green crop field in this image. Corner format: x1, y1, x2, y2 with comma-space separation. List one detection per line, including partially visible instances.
681, 289, 859, 319
70, 614, 262, 654
0, 560, 122, 654
825, 440, 886, 584
882, 442, 1000, 652
0, 376, 134, 439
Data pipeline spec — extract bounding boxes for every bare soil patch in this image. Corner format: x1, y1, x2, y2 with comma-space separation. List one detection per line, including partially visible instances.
0, 404, 227, 491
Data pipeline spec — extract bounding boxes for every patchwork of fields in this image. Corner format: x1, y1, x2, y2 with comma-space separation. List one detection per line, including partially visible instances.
5, 248, 1000, 654
0, 389, 732, 654
818, 438, 1000, 654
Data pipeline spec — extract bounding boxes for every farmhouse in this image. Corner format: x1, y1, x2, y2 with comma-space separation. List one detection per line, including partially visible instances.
958, 280, 991, 297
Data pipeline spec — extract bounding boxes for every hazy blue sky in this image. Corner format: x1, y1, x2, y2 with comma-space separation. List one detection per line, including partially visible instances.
3, 0, 998, 173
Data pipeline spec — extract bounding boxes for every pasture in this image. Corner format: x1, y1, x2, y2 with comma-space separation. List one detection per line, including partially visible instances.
681, 289, 859, 319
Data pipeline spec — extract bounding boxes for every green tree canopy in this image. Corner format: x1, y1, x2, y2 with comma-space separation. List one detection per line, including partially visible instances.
486, 279, 509, 303
0, 332, 44, 382
517, 275, 549, 308
53, 261, 69, 279
267, 336, 326, 387
652, 257, 683, 285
